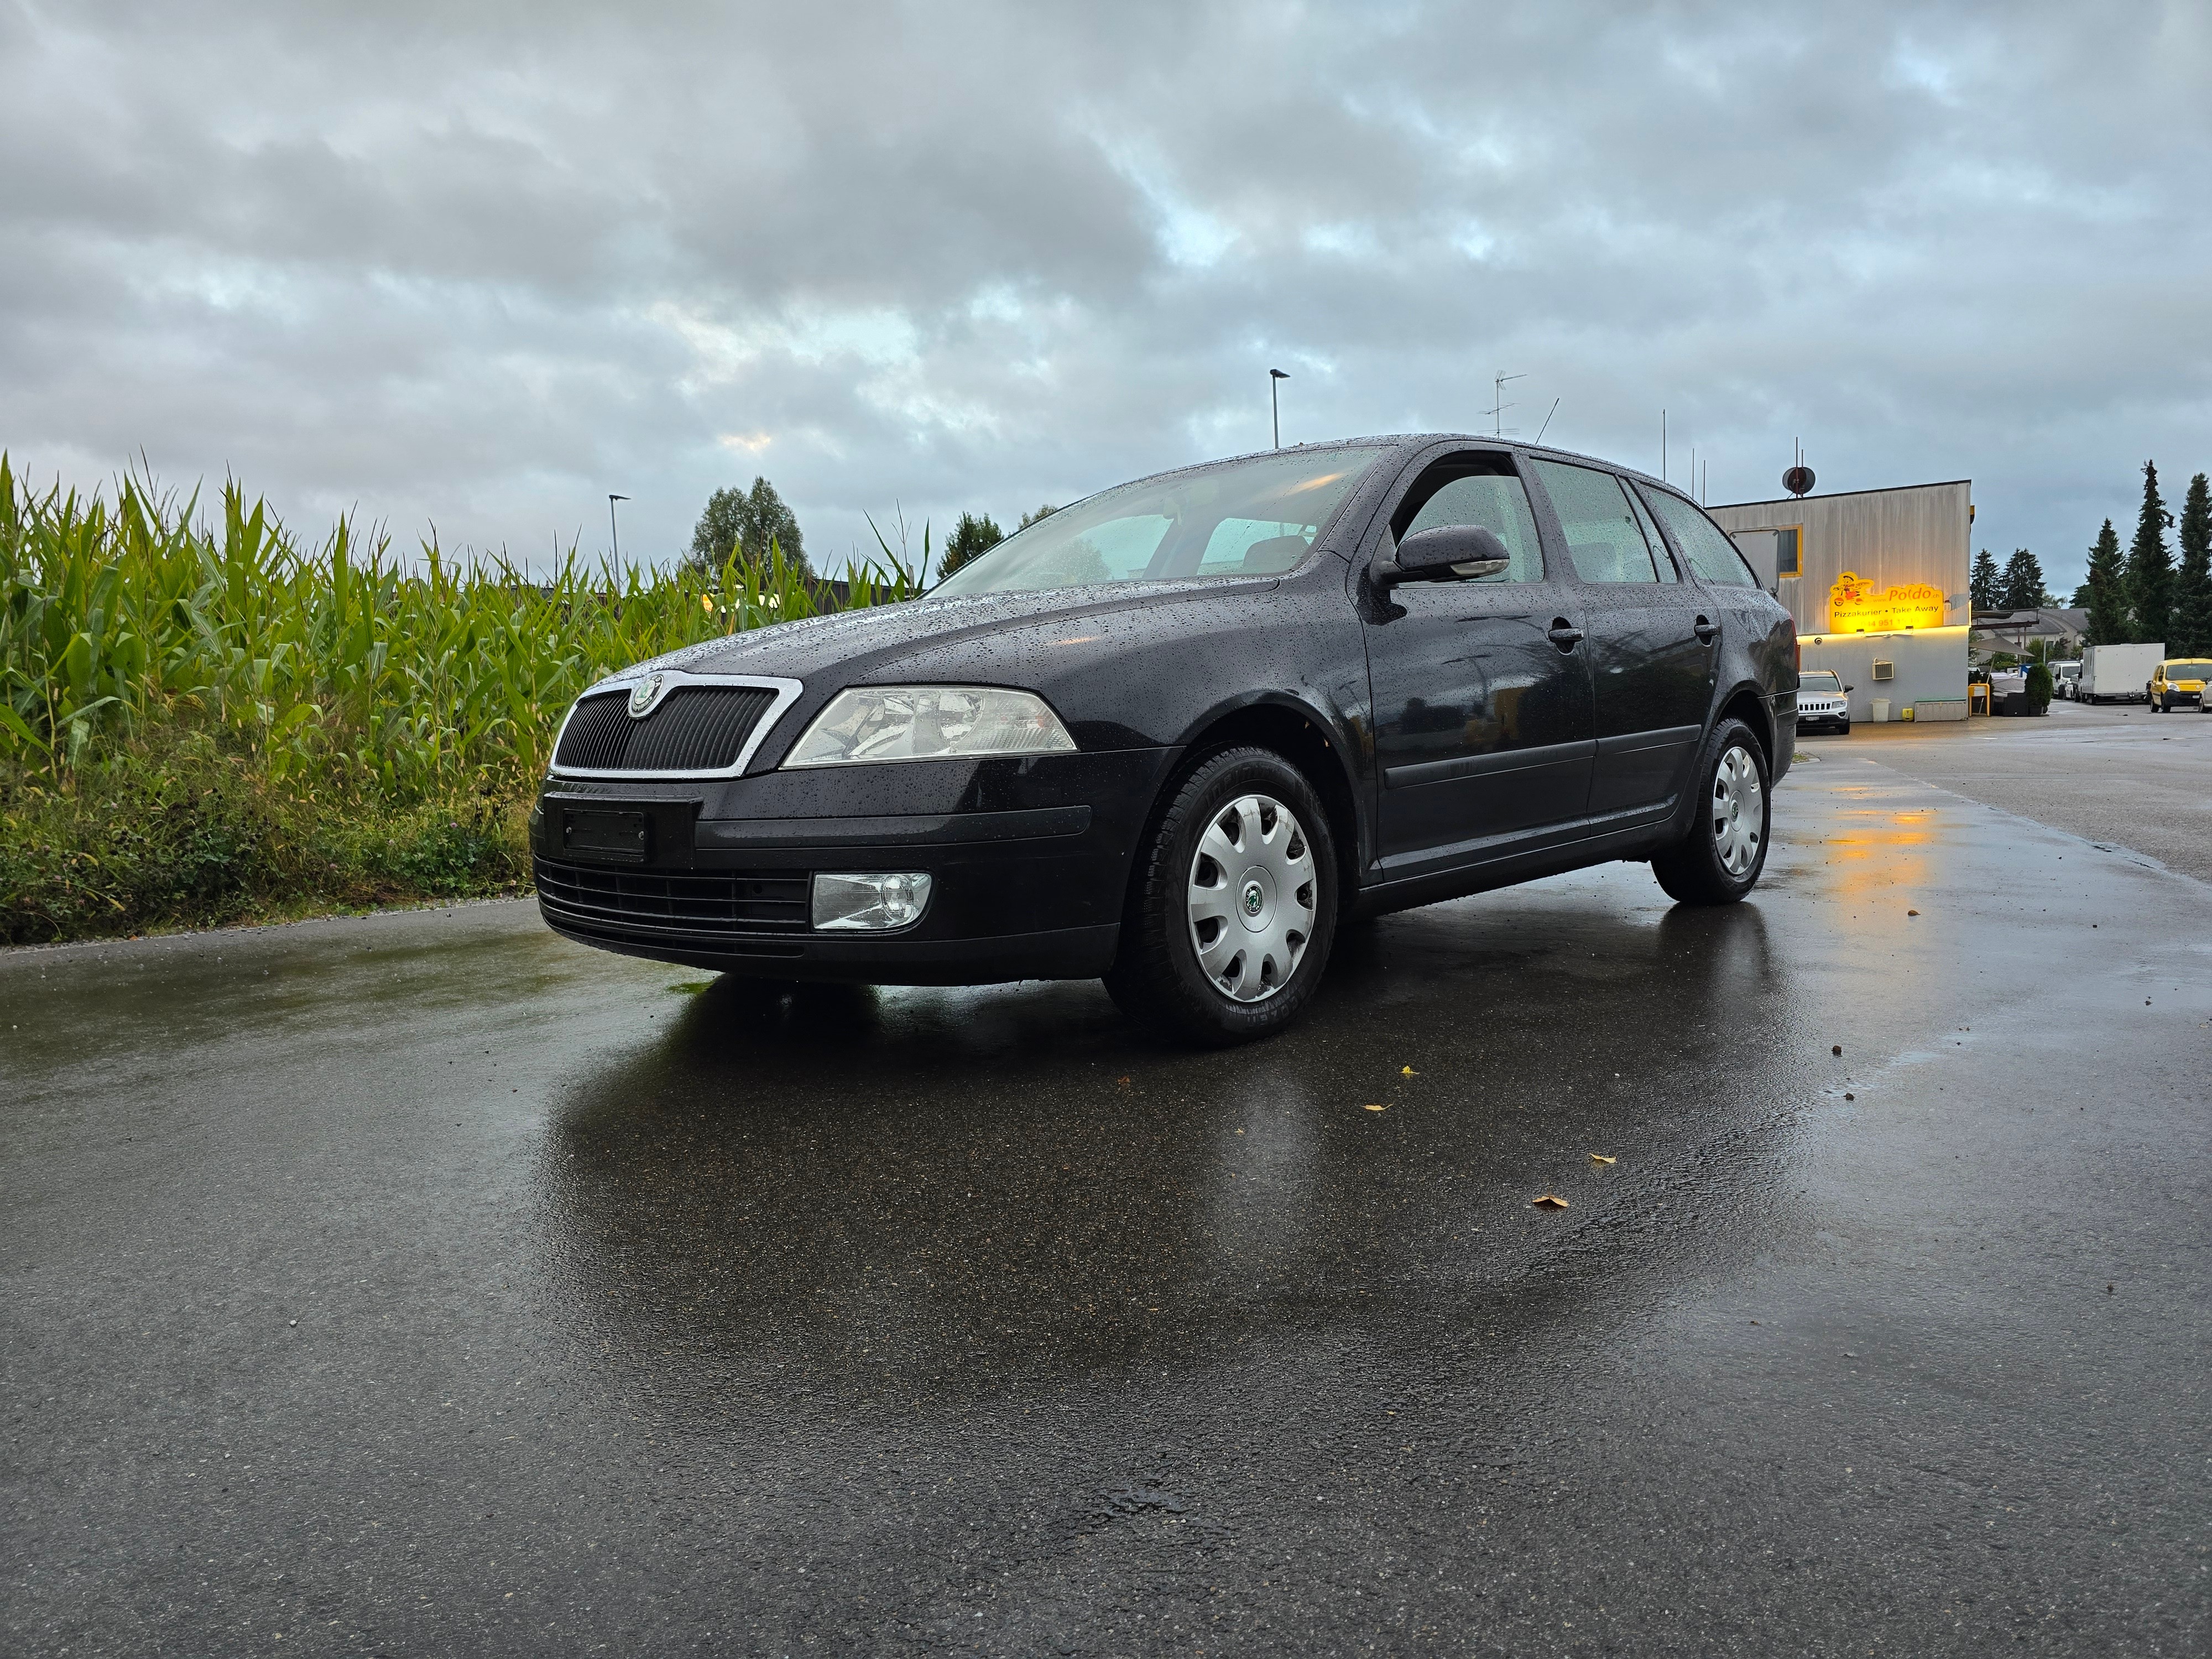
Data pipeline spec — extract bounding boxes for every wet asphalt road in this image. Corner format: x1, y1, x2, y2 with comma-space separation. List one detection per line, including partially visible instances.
6, 745, 2211, 1656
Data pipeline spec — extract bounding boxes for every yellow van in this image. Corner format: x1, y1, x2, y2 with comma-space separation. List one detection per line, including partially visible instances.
2151, 659, 2211, 712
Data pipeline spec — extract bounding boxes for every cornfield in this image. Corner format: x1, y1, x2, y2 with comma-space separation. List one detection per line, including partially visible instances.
0, 456, 916, 941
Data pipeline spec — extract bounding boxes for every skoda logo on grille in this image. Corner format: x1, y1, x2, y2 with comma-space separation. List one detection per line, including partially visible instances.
627, 672, 669, 719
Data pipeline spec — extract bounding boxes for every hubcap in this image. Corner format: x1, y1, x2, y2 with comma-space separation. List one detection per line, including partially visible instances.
1710, 744, 1764, 877
1186, 794, 1316, 1003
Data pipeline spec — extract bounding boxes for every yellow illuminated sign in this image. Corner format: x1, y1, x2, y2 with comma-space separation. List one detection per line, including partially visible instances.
1826, 570, 1947, 633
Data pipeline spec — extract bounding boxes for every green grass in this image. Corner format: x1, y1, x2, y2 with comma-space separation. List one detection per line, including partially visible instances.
0, 456, 916, 945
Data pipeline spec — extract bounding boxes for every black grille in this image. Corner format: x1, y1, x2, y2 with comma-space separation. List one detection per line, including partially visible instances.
554, 685, 777, 774
535, 856, 810, 935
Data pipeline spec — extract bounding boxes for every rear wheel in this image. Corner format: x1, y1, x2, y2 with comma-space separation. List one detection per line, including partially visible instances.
1105, 747, 1338, 1045
1651, 718, 1770, 906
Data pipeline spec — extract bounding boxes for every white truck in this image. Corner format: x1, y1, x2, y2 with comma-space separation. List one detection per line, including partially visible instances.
2078, 642, 2163, 704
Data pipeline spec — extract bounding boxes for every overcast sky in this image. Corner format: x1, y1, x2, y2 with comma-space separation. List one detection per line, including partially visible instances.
4, 1, 2209, 591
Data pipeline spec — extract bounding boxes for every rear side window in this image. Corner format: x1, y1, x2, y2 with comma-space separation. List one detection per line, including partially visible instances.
1530, 460, 1660, 583
1399, 468, 1544, 582
1639, 486, 1759, 587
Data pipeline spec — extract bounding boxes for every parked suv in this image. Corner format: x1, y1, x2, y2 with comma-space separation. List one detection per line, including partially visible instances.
533, 436, 1799, 1042
1795, 669, 1851, 733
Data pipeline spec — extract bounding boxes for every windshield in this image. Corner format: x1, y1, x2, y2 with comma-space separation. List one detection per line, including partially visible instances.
1800, 671, 1843, 693
931, 446, 1380, 597
2163, 662, 2211, 680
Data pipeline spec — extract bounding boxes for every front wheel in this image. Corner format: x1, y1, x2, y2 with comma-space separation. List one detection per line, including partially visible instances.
1651, 718, 1771, 906
1105, 747, 1339, 1045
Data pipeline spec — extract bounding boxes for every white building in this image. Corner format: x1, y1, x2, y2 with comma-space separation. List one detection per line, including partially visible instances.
1708, 481, 1972, 724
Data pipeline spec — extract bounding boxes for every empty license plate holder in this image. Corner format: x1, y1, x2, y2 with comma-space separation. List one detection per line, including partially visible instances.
563, 808, 651, 864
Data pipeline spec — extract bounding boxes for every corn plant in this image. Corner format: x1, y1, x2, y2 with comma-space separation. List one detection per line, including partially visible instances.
0, 455, 915, 804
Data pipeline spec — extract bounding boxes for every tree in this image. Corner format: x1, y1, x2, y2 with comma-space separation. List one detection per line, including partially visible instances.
1999, 548, 2051, 611
937, 512, 1004, 580
688, 476, 810, 578
1970, 547, 2002, 611
2085, 518, 2128, 645
2125, 460, 2174, 645
2070, 582, 2094, 608
1018, 504, 1059, 530
2173, 471, 2212, 658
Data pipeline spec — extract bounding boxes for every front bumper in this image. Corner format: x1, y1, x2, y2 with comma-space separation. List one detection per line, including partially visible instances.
1796, 705, 1850, 731
529, 748, 1175, 983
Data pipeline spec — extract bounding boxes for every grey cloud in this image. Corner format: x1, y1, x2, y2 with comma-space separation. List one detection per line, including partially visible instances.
2, 0, 2208, 588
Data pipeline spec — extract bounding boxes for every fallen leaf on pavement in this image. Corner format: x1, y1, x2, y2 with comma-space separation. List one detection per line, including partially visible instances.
1364, 1103, 1389, 1113
1907, 909, 1920, 916
1532, 1194, 1569, 1209
1589, 1153, 1616, 1165
1401, 1065, 1418, 1076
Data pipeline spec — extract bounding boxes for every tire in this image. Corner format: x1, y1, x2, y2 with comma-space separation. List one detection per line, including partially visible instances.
1104, 746, 1339, 1045
1651, 718, 1771, 906
1839, 718, 1851, 734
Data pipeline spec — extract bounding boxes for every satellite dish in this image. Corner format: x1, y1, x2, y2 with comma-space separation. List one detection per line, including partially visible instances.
1783, 465, 1815, 497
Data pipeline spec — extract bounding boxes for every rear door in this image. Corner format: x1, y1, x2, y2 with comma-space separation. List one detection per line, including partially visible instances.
1362, 450, 1595, 876
1526, 458, 1714, 821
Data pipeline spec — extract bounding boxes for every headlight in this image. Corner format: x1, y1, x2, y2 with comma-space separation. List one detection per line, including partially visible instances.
782, 686, 1077, 768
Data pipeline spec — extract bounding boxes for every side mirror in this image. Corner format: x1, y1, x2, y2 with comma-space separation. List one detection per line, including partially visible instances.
1378, 524, 1511, 586
1845, 684, 1856, 692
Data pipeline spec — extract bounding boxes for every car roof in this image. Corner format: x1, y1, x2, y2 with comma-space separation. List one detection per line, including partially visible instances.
1120, 434, 1690, 500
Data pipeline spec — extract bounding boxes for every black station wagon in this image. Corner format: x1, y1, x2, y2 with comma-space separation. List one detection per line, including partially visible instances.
533, 436, 1798, 1042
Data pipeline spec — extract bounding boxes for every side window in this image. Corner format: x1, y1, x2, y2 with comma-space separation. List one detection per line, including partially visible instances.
1639, 485, 1759, 587
1625, 484, 1678, 581
1397, 465, 1544, 582
1529, 460, 1660, 583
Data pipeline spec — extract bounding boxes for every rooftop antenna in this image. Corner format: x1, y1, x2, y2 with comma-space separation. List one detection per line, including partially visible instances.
1782, 439, 1815, 498
1489, 371, 1526, 437
1535, 397, 1561, 445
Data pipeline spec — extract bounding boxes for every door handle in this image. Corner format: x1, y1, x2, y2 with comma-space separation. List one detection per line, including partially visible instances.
1693, 615, 1719, 643
1547, 620, 1584, 651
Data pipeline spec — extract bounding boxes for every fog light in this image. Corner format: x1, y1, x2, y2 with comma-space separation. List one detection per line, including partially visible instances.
811, 871, 933, 932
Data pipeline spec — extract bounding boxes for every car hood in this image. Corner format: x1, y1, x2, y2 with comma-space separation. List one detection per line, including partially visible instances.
595, 577, 1281, 691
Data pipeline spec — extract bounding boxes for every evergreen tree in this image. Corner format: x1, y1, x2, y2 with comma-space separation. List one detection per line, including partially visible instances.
688, 476, 810, 579
2125, 460, 2174, 645
2070, 582, 2094, 608
1969, 547, 2002, 611
2172, 472, 2212, 657
1999, 548, 2050, 611
937, 511, 1004, 580
2084, 518, 2128, 645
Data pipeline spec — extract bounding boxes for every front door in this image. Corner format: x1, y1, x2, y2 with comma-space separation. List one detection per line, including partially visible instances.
1526, 458, 1714, 822
1364, 454, 1595, 877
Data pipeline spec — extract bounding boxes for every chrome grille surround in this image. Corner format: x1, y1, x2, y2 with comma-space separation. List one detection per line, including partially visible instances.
548, 671, 803, 780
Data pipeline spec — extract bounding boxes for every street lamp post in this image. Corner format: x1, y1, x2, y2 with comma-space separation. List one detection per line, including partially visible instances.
608, 494, 629, 561
1269, 369, 1288, 450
